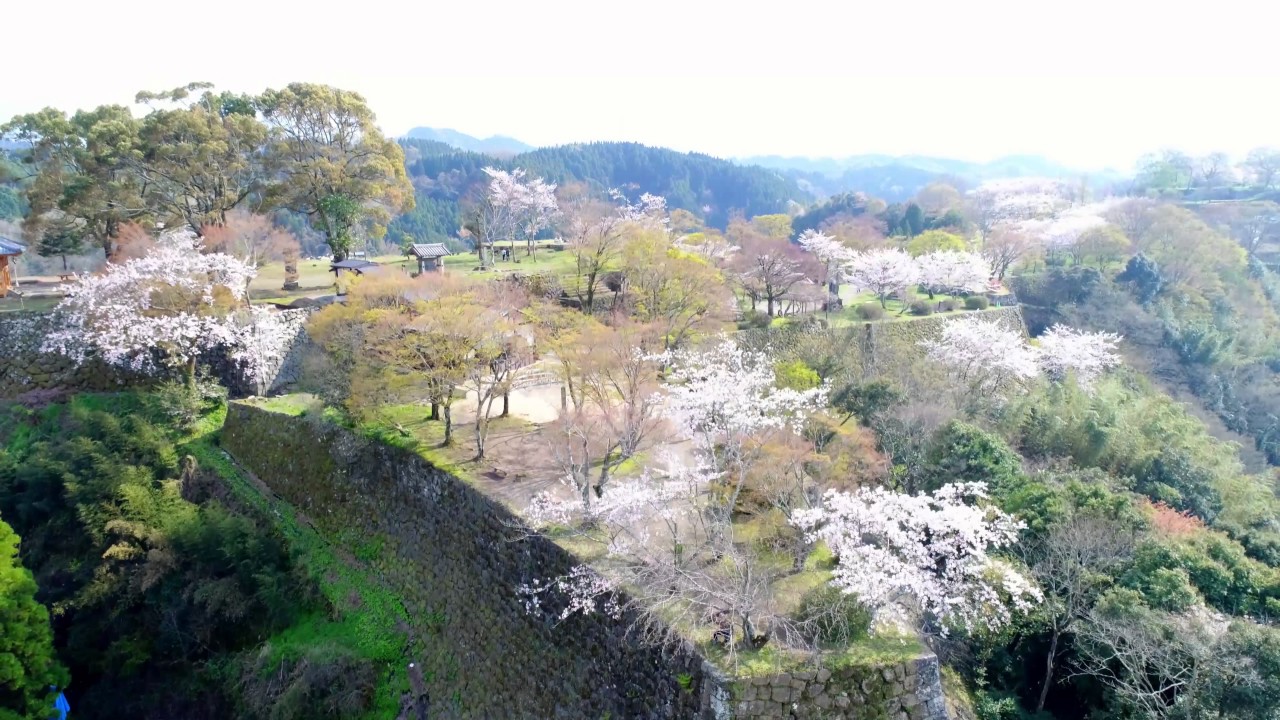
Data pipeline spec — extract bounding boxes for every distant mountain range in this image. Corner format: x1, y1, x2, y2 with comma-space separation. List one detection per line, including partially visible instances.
738, 154, 1128, 201
402, 127, 534, 155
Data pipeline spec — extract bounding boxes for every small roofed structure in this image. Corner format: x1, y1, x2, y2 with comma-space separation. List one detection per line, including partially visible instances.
0, 236, 26, 298
409, 243, 452, 273
330, 258, 379, 277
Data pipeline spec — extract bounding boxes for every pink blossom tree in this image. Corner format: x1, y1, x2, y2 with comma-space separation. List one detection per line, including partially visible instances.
1036, 324, 1123, 388
915, 250, 991, 299
43, 230, 283, 388
474, 167, 559, 265
920, 316, 1041, 407
793, 482, 1040, 635
797, 228, 853, 299
845, 248, 920, 308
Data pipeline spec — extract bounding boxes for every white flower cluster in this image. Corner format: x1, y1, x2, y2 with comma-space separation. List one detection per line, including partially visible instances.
661, 338, 828, 444
793, 482, 1041, 635
516, 565, 622, 623
43, 231, 296, 380
795, 237, 992, 300
921, 316, 1123, 393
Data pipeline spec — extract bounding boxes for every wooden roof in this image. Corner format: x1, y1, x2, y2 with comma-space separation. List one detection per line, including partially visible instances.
410, 243, 452, 259
0, 236, 25, 257
331, 259, 379, 271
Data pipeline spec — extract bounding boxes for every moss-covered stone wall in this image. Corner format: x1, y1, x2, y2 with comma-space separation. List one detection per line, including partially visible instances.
220, 402, 711, 719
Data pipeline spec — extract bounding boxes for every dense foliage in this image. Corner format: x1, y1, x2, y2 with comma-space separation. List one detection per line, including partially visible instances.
0, 397, 374, 719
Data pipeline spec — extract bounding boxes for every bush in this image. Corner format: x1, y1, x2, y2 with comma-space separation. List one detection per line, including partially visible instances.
737, 310, 773, 329
909, 300, 934, 316
794, 584, 872, 648
937, 299, 958, 312
965, 295, 990, 310
774, 359, 821, 391
147, 375, 229, 431
855, 303, 885, 320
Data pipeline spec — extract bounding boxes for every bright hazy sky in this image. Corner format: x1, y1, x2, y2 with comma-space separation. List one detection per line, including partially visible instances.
5, 0, 1277, 172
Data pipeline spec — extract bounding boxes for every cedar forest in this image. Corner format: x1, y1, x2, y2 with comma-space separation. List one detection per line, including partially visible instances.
4, 82, 1280, 720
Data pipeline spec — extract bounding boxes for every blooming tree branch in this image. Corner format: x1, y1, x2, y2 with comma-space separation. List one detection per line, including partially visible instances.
793, 482, 1040, 635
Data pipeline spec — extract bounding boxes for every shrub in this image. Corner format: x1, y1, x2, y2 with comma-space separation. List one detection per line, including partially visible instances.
774, 359, 821, 391
909, 300, 934, 316
965, 295, 990, 310
737, 310, 773, 329
855, 303, 885, 320
794, 584, 872, 648
146, 375, 229, 432
937, 299, 958, 312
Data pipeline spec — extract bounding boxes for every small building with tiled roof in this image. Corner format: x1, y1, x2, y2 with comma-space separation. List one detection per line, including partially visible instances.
0, 236, 25, 298
408, 243, 452, 273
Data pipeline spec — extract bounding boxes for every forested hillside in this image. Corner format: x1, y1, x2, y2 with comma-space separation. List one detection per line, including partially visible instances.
390, 139, 809, 245
744, 153, 1127, 201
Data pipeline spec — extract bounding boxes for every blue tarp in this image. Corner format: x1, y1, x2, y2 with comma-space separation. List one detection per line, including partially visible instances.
53, 690, 70, 719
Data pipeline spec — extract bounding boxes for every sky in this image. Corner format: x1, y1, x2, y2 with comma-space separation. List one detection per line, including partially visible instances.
4, 0, 1278, 172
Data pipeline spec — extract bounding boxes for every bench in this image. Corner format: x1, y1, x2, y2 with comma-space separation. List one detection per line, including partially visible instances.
58, 273, 74, 282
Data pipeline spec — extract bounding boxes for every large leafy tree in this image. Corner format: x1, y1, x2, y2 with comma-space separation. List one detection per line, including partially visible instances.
0, 516, 66, 720
257, 83, 414, 260
2, 105, 147, 258
133, 83, 269, 233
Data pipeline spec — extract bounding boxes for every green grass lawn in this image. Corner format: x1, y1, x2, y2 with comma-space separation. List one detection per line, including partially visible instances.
249, 243, 582, 303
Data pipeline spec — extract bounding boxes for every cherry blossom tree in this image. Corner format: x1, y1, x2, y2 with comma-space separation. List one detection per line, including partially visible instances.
662, 339, 827, 519
845, 248, 919, 308
1036, 324, 1122, 388
967, 178, 1073, 237
471, 167, 559, 266
44, 230, 268, 387
798, 228, 853, 299
915, 250, 991, 299
1022, 205, 1111, 256
920, 316, 1040, 406
731, 233, 814, 316
792, 482, 1040, 635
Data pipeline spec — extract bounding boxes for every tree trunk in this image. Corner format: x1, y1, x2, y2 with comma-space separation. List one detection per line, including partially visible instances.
185, 356, 198, 394
1036, 627, 1060, 713
61, 254, 69, 272
429, 402, 439, 421
502, 393, 509, 417
474, 416, 486, 459
443, 404, 453, 445
766, 297, 775, 317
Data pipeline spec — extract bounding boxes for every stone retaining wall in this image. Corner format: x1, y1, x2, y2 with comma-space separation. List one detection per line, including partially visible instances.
727, 655, 948, 720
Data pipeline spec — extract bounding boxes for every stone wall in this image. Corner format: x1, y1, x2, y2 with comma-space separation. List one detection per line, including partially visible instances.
0, 312, 134, 397
220, 402, 710, 720
0, 309, 312, 399
724, 656, 948, 720
220, 403, 952, 720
